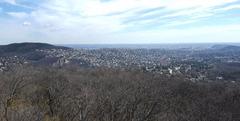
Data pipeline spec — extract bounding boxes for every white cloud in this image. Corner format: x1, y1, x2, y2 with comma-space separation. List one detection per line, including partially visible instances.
80, 0, 164, 16
217, 4, 240, 11
165, 0, 237, 9
23, 21, 31, 26
0, 19, 38, 44
164, 20, 198, 27
7, 12, 28, 18
1, 16, 240, 44
33, 0, 237, 28
1, 0, 240, 44
2, 0, 16, 4
75, 0, 238, 17
104, 24, 240, 44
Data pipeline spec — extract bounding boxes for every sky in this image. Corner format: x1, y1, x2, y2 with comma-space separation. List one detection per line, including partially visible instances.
0, 0, 240, 44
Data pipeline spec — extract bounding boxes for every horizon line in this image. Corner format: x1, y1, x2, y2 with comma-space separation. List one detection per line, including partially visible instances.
1, 42, 240, 46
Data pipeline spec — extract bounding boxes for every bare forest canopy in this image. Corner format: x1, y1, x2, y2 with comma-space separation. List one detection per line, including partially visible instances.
0, 66, 240, 121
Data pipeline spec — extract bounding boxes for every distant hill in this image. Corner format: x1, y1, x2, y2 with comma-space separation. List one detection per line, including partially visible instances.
0, 42, 70, 55
211, 44, 240, 51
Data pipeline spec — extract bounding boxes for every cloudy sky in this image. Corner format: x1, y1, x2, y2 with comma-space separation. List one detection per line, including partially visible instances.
0, 0, 240, 44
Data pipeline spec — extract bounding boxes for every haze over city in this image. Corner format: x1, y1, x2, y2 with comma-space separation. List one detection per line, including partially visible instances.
0, 0, 240, 44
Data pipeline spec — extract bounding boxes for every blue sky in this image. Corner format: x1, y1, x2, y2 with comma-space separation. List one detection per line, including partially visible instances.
0, 0, 240, 44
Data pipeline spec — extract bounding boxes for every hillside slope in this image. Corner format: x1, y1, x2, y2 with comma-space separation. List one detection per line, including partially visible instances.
0, 42, 69, 55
